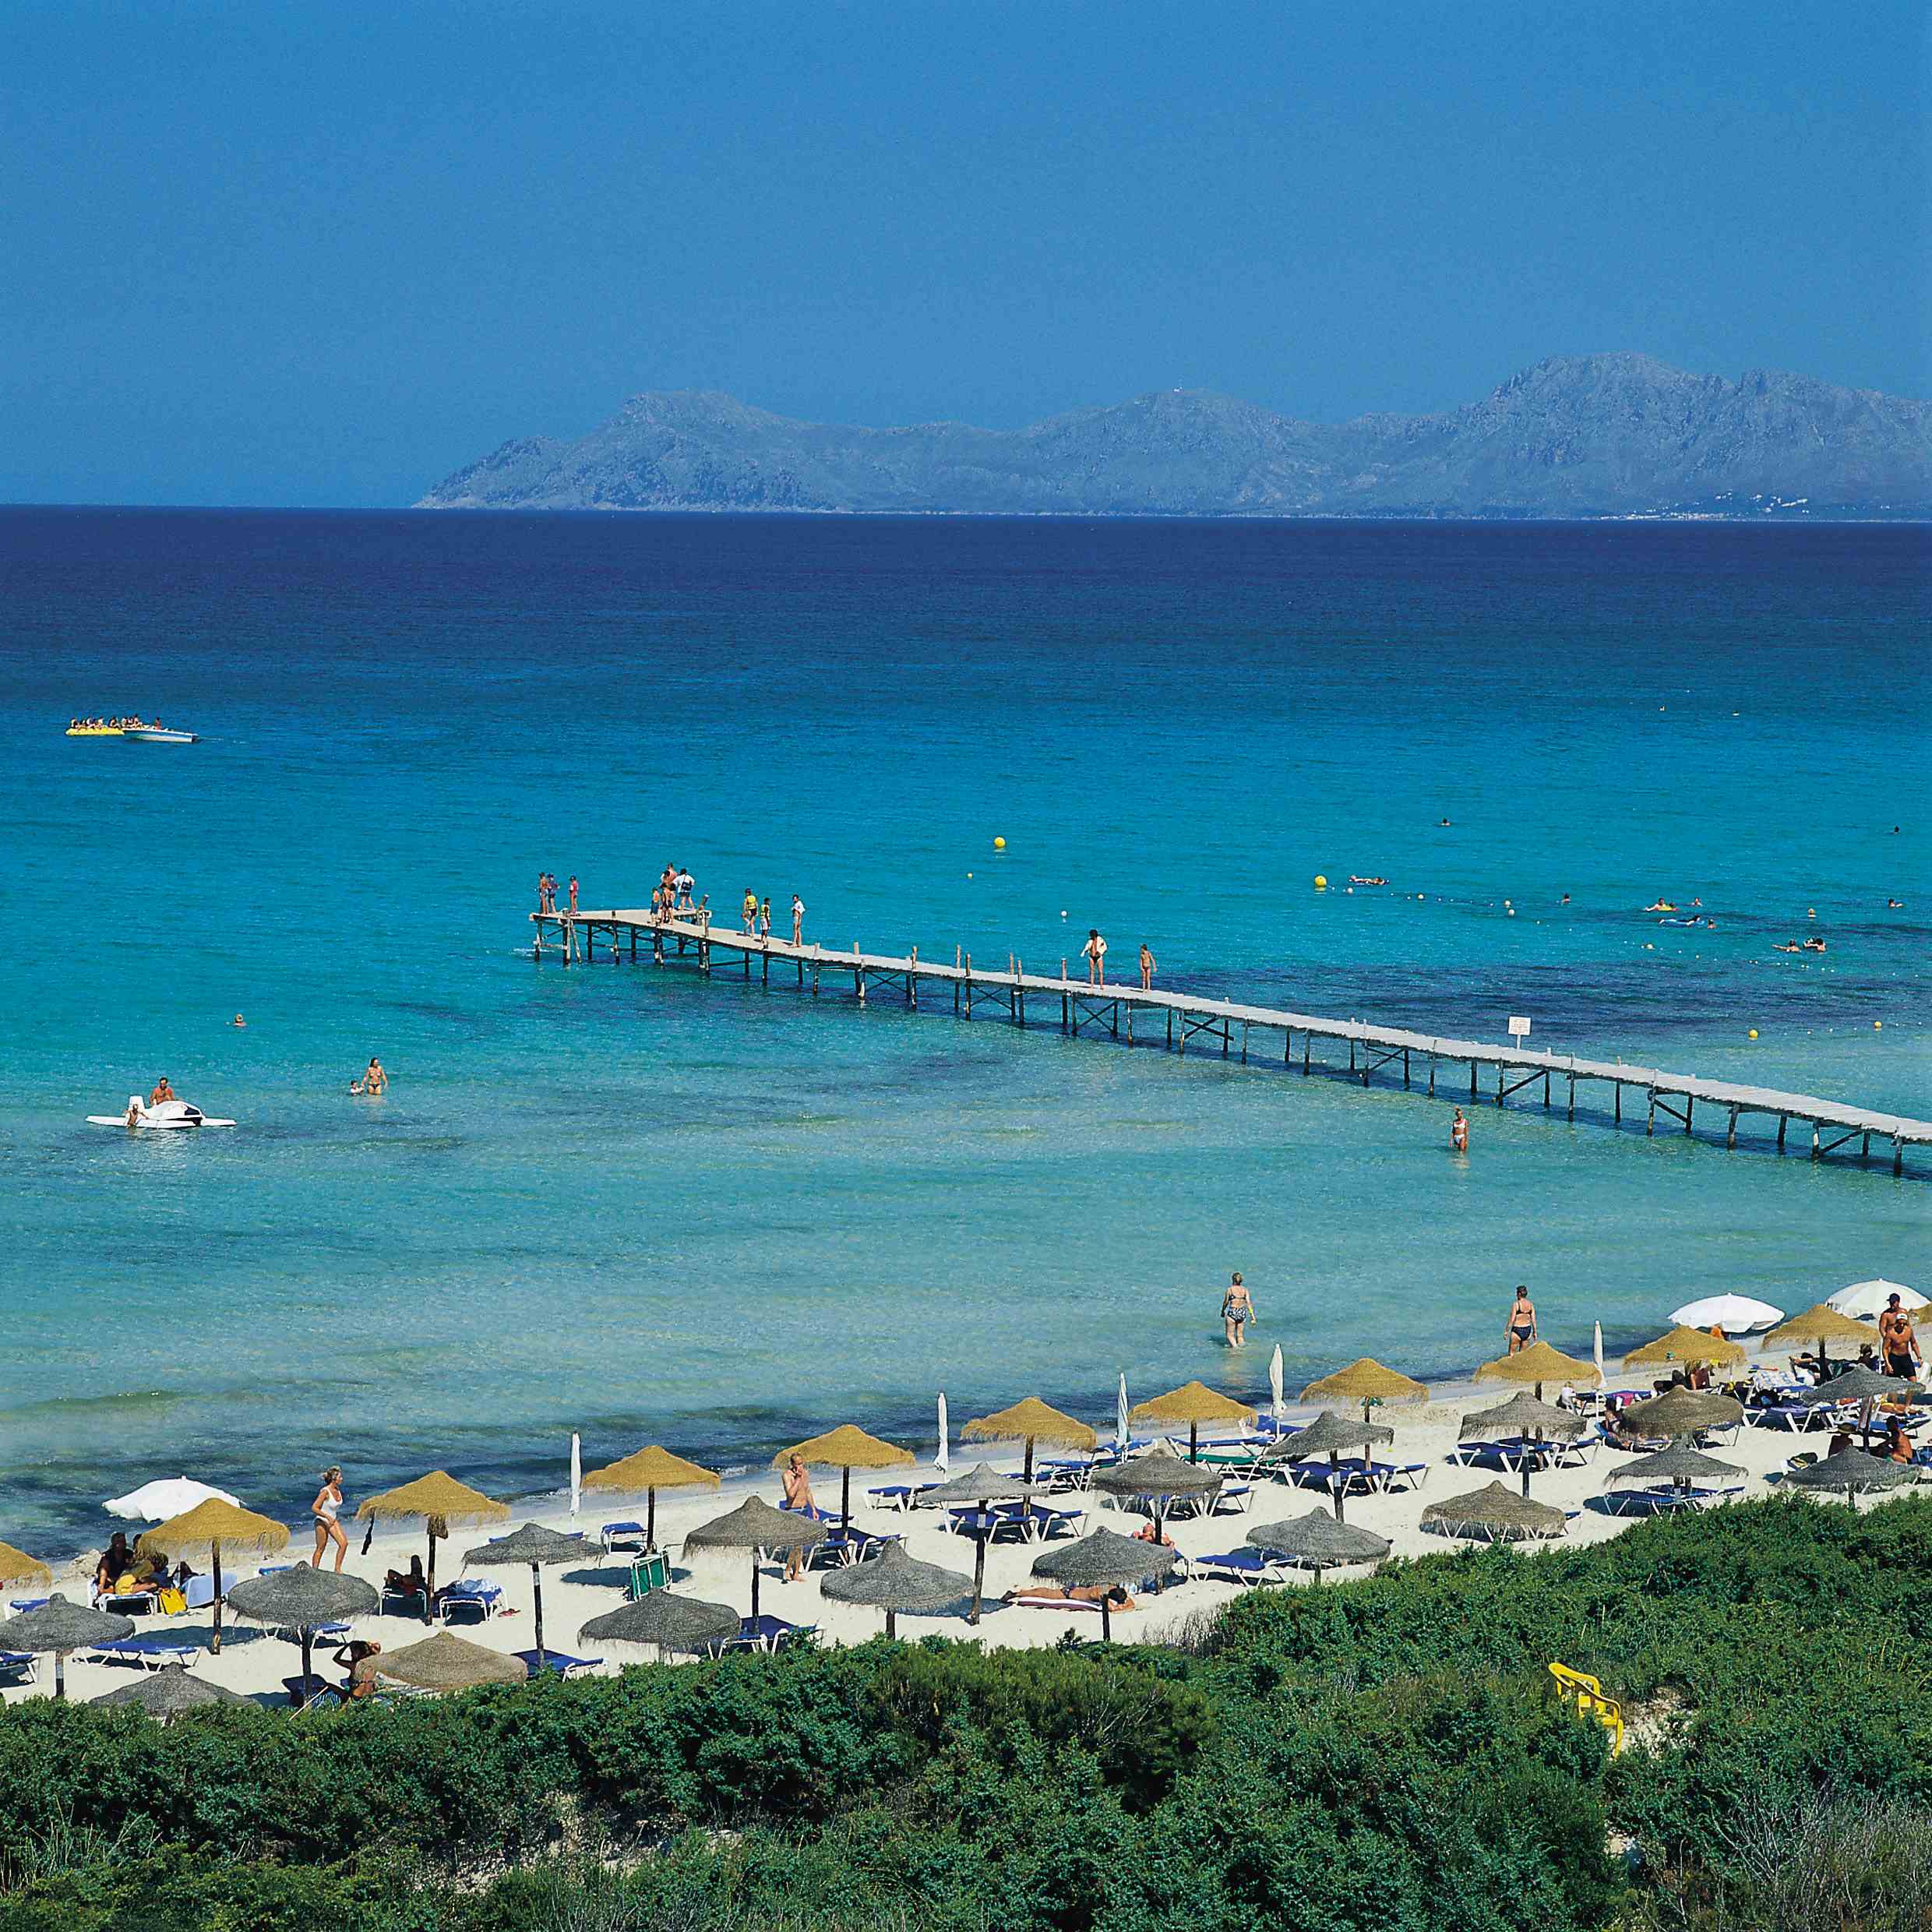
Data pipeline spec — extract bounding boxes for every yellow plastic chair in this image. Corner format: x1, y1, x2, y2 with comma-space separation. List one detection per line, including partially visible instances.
1548, 1661, 1624, 1753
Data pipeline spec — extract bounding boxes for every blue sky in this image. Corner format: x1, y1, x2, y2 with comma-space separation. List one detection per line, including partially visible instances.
2, 2, 1924, 505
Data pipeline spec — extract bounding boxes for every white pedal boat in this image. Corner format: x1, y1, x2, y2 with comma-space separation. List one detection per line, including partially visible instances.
88, 1097, 236, 1130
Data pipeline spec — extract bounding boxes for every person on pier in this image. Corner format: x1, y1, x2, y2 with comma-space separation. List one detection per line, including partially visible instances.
759, 897, 772, 944
675, 866, 694, 911
742, 889, 758, 936
1139, 943, 1155, 989
791, 894, 806, 944
1083, 929, 1107, 985
568, 875, 579, 914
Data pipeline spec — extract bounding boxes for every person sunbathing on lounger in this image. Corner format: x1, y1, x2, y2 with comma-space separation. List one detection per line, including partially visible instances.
1005, 1584, 1133, 1609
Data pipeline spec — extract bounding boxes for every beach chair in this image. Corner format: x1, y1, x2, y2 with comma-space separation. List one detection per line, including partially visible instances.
1373, 1459, 1431, 1493
516, 1648, 602, 1678
381, 1584, 429, 1617
866, 1482, 940, 1511
1186, 1549, 1279, 1587
806, 1525, 901, 1570
1208, 1482, 1254, 1516
626, 1551, 671, 1599
86, 1636, 200, 1672
1031, 1457, 1096, 1493
435, 1580, 502, 1625
718, 1614, 817, 1655
94, 1590, 158, 1617
600, 1521, 647, 1555
0, 1651, 37, 1685
8, 1598, 49, 1615
1549, 1662, 1624, 1754
181, 1574, 221, 1610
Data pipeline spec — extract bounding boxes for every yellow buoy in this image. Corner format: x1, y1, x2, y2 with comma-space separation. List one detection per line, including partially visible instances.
1874, 1020, 1882, 1030
1313, 874, 1327, 890
992, 837, 1005, 850
1748, 1029, 1758, 1040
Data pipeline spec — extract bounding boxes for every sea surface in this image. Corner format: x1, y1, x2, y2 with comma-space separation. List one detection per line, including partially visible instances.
0, 509, 1926, 1551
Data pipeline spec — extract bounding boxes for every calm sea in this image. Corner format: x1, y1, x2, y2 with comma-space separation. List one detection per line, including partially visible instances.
0, 509, 1926, 1549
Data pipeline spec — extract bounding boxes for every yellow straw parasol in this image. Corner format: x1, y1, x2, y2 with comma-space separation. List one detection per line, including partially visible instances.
1624, 1325, 1747, 1371
580, 1445, 720, 1552
1474, 1340, 1601, 1400
961, 1398, 1097, 1484
1763, 1303, 1875, 1378
355, 1473, 507, 1621
374, 1629, 524, 1693
1301, 1358, 1430, 1426
0, 1540, 51, 1590
774, 1425, 914, 1528
136, 1499, 289, 1654
1130, 1380, 1257, 1461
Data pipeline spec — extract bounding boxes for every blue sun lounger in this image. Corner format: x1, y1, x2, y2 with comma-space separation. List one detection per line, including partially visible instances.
0, 1651, 36, 1684
86, 1636, 200, 1671
516, 1648, 603, 1678
435, 1580, 503, 1624
1186, 1549, 1279, 1586
717, 1614, 818, 1655
600, 1521, 647, 1554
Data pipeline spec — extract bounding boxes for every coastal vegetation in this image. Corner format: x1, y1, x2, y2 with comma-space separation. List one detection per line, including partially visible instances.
1, 1494, 1925, 1930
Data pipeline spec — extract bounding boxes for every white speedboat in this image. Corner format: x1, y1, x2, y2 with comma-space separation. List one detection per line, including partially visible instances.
88, 1097, 236, 1130
124, 725, 198, 744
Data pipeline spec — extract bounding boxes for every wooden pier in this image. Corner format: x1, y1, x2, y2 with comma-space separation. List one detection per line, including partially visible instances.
531, 909, 1931, 1176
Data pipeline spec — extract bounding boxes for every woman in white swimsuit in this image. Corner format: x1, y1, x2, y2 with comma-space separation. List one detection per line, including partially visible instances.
311, 1465, 347, 1572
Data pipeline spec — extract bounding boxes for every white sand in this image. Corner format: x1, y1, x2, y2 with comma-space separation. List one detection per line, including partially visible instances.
6, 1341, 1912, 1710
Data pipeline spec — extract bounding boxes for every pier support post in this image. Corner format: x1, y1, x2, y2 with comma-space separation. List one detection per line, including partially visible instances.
1470, 1063, 1477, 1098
1567, 1075, 1574, 1122
1811, 1122, 1821, 1160
1402, 1049, 1410, 1089
1895, 1136, 1905, 1177
1727, 1108, 1739, 1149
1240, 1021, 1247, 1063
1304, 1036, 1311, 1075
1496, 1066, 1504, 1107
1167, 1010, 1173, 1049
1614, 1082, 1621, 1123
1542, 1071, 1549, 1109
1427, 1057, 1435, 1097
908, 946, 917, 1008
1285, 1029, 1292, 1066
1776, 1115, 1786, 1152
1647, 1091, 1655, 1136
1860, 1130, 1870, 1161
1684, 1097, 1694, 1136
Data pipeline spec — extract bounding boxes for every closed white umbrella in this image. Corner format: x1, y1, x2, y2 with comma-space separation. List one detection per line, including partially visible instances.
936, 1393, 950, 1475
1268, 1345, 1285, 1424
1592, 1322, 1605, 1384
569, 1433, 582, 1518
104, 1477, 240, 1523
1827, 1279, 1925, 1320
1115, 1373, 1130, 1454
1669, 1294, 1783, 1335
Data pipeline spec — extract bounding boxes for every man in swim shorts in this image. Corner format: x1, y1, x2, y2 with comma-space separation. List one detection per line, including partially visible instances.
1877, 1294, 1921, 1381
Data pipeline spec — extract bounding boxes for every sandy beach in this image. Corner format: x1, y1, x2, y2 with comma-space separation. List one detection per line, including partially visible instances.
9, 1332, 1916, 1711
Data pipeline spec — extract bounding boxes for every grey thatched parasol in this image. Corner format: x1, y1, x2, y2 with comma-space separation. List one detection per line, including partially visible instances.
579, 1590, 742, 1657
1623, 1387, 1744, 1437
1602, 1442, 1746, 1490
464, 1522, 599, 1669
375, 1629, 524, 1692
90, 1662, 249, 1720
1091, 1448, 1221, 1580
1246, 1509, 1391, 1582
819, 1541, 974, 1638
1264, 1409, 1394, 1523
0, 1593, 136, 1700
227, 1563, 379, 1693
1030, 1527, 1177, 1641
1461, 1391, 1586, 1497
920, 1463, 1035, 1625
1420, 1480, 1567, 1543
1793, 1369, 1913, 1406
1783, 1447, 1916, 1507
684, 1496, 829, 1622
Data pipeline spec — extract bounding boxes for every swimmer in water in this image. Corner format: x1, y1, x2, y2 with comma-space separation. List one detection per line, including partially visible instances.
1450, 1108, 1468, 1154
351, 1056, 387, 1095
230, 1014, 246, 1028
1505, 1286, 1537, 1356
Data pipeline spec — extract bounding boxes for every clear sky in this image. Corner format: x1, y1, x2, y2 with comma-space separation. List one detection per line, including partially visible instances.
3, 2, 1925, 506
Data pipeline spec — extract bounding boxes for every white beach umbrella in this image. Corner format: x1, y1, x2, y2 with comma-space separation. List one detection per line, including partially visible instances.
1669, 1294, 1783, 1336
1268, 1345, 1285, 1423
936, 1393, 950, 1475
1115, 1373, 1130, 1454
569, 1433, 582, 1518
1592, 1322, 1605, 1384
1827, 1279, 1925, 1320
104, 1477, 241, 1522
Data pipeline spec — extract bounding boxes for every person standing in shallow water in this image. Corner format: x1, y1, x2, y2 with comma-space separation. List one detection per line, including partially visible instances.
1451, 1108, 1468, 1153
1505, 1286, 1537, 1356
1222, 1271, 1253, 1349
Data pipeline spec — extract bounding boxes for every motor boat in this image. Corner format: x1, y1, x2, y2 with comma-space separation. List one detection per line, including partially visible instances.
87, 1097, 236, 1130
124, 725, 199, 743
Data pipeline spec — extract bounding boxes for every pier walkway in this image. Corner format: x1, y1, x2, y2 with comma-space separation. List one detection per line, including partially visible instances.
531, 909, 1930, 1176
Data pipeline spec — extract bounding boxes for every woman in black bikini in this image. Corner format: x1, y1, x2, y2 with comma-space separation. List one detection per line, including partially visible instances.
1505, 1288, 1537, 1356
1222, 1272, 1253, 1349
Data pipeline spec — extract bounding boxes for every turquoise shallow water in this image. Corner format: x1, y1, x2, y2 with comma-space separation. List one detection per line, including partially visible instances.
0, 509, 1926, 1549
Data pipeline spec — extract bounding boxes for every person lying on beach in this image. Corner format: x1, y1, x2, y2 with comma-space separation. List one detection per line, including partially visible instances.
1132, 1521, 1175, 1549
384, 1556, 428, 1599
1005, 1584, 1133, 1610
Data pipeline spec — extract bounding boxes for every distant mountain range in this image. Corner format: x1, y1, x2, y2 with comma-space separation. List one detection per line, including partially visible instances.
417, 354, 1931, 519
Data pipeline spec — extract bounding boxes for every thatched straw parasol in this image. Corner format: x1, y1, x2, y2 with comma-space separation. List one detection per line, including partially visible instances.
685, 1496, 829, 1623
226, 1562, 379, 1693
819, 1540, 973, 1638
1421, 1480, 1567, 1543
1461, 1392, 1584, 1497
375, 1629, 524, 1693
0, 1540, 51, 1591
90, 1661, 249, 1720
355, 1473, 508, 1623
1763, 1303, 1874, 1379
464, 1523, 598, 1670
0, 1593, 135, 1699
1603, 1441, 1745, 1493
1783, 1447, 1916, 1507
1246, 1509, 1391, 1582
1299, 1358, 1428, 1424
137, 1499, 289, 1654
1129, 1381, 1257, 1461
961, 1398, 1096, 1484
1474, 1340, 1600, 1400
1030, 1527, 1177, 1641
1091, 1448, 1222, 1571
580, 1445, 719, 1551
1792, 1367, 1913, 1407
921, 1464, 1035, 1623
579, 1590, 741, 1658
1624, 1325, 1747, 1370
774, 1425, 914, 1529
1264, 1411, 1394, 1523
1623, 1386, 1744, 1439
